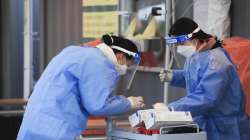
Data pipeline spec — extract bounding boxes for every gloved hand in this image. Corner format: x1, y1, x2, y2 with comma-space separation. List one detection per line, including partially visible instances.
159, 69, 173, 82
153, 102, 169, 111
127, 96, 145, 109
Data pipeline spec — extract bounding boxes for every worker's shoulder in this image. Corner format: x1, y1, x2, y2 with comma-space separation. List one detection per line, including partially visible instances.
62, 45, 104, 61
62, 45, 97, 54
208, 48, 233, 70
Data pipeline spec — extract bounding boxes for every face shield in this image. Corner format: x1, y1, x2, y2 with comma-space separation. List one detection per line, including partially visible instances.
165, 27, 200, 67
111, 46, 141, 89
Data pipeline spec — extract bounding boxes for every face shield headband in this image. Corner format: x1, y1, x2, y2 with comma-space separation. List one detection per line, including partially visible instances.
111, 46, 141, 63
165, 27, 201, 44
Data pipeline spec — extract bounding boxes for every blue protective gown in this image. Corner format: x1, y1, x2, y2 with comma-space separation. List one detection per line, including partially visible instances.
169, 47, 245, 140
17, 46, 131, 140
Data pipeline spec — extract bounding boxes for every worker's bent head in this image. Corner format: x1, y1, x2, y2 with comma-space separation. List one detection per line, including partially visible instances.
101, 34, 140, 66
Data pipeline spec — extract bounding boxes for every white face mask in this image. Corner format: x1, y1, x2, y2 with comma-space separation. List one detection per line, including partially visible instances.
116, 64, 128, 75
177, 45, 196, 58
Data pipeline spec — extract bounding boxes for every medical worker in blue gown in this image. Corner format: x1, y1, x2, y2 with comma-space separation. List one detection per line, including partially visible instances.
159, 18, 245, 140
17, 34, 145, 140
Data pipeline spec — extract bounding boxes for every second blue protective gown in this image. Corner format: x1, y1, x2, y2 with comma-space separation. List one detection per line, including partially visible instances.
169, 47, 245, 140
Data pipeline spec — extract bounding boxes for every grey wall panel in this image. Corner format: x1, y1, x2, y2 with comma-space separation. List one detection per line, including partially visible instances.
43, 0, 82, 65
0, 0, 24, 99
231, 0, 250, 38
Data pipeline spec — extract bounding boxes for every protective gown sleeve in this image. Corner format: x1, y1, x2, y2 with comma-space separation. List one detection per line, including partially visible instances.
68, 57, 131, 116
170, 70, 186, 88
82, 60, 131, 116
169, 61, 229, 117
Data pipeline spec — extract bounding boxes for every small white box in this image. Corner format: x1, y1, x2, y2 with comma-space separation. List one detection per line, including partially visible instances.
128, 109, 155, 127
128, 109, 168, 128
128, 112, 140, 127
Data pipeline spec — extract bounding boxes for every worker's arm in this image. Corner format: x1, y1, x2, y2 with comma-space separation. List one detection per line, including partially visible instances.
169, 60, 229, 117
170, 70, 186, 88
72, 56, 131, 116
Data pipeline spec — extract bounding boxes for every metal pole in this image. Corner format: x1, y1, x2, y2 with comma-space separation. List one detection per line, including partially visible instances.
171, 0, 176, 24
24, 0, 33, 100
106, 117, 113, 140
118, 0, 134, 35
164, 0, 172, 104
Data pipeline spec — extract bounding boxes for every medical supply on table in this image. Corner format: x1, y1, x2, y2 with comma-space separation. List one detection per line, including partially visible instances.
129, 109, 193, 130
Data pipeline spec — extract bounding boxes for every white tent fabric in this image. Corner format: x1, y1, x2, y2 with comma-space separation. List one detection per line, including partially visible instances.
194, 0, 231, 39
193, 0, 209, 33
208, 0, 231, 39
